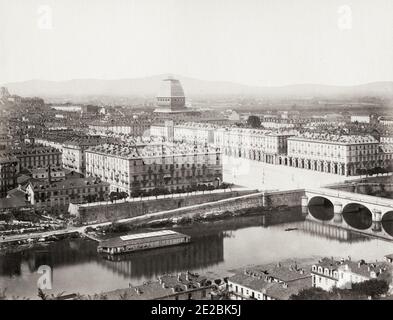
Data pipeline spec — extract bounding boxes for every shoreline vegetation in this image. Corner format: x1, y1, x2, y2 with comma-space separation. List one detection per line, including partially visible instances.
0, 204, 300, 254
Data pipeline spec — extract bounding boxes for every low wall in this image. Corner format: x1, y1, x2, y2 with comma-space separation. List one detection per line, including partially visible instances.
72, 190, 257, 224
112, 189, 306, 226
326, 183, 393, 195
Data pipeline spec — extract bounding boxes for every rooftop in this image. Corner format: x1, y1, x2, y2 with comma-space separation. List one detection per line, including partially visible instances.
157, 77, 185, 98
217, 127, 296, 137
289, 133, 378, 144
29, 177, 109, 191
101, 271, 213, 300
98, 230, 190, 249
86, 142, 220, 159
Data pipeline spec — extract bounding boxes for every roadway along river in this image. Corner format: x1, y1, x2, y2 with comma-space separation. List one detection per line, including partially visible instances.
1, 209, 393, 299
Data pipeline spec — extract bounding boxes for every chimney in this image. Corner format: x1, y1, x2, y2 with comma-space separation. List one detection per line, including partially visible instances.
358, 262, 362, 268
282, 282, 288, 289
177, 273, 181, 281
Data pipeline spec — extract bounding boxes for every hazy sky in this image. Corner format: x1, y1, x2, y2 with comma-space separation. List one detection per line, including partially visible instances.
0, 0, 392, 86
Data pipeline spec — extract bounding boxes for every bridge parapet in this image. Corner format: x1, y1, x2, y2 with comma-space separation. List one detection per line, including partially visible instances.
305, 188, 393, 211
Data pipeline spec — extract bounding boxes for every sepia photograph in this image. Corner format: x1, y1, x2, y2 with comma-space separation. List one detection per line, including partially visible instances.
0, 0, 393, 311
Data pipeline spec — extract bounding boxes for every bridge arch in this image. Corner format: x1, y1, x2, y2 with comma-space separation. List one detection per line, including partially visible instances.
382, 211, 393, 237
342, 203, 373, 230
308, 196, 334, 221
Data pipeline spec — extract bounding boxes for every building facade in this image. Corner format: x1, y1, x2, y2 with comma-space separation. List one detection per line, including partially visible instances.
88, 121, 150, 137
285, 133, 382, 176
30, 167, 66, 182
150, 122, 217, 145
312, 257, 393, 291
351, 115, 371, 124
227, 262, 312, 300
9, 145, 62, 171
62, 137, 104, 174
85, 142, 223, 194
26, 177, 110, 213
0, 154, 19, 197
215, 127, 295, 164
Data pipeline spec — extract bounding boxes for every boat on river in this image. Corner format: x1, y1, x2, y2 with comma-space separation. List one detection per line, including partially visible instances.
97, 229, 191, 255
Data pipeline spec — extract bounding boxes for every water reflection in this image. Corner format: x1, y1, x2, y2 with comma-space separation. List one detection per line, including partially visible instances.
301, 217, 371, 243
99, 232, 224, 279
342, 204, 373, 230
1, 209, 393, 298
308, 196, 334, 221
382, 211, 393, 237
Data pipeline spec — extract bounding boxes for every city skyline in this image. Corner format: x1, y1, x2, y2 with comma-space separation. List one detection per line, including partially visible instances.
1, 0, 393, 87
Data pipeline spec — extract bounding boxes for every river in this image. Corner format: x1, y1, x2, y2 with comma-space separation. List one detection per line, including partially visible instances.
1, 208, 393, 299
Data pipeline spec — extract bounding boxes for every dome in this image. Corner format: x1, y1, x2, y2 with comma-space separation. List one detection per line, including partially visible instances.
157, 77, 185, 98
155, 77, 186, 112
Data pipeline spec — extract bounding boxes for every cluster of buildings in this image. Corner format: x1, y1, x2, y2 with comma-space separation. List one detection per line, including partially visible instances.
0, 76, 392, 218
151, 120, 393, 176
226, 255, 393, 300
88, 120, 151, 137
227, 261, 311, 300
103, 271, 219, 300
311, 256, 393, 292
25, 176, 110, 214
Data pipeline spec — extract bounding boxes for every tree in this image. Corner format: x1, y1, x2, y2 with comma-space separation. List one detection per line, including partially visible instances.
247, 115, 261, 128
351, 279, 389, 298
290, 287, 331, 300
151, 188, 161, 199
198, 184, 208, 194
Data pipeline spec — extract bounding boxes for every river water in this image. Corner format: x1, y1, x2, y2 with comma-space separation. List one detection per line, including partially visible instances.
1, 208, 393, 299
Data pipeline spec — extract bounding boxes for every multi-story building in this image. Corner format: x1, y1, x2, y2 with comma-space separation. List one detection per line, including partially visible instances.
26, 177, 110, 214
285, 133, 380, 176
311, 257, 393, 291
150, 121, 217, 144
85, 142, 222, 194
310, 258, 341, 291
380, 136, 393, 144
351, 115, 371, 124
30, 167, 66, 182
62, 137, 104, 174
0, 134, 12, 150
88, 120, 151, 137
149, 121, 175, 141
174, 122, 217, 144
215, 127, 295, 164
379, 117, 393, 126
8, 145, 62, 171
0, 153, 19, 197
34, 130, 88, 152
227, 262, 312, 300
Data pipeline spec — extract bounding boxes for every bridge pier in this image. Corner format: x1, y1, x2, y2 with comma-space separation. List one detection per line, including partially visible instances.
372, 209, 382, 232
301, 196, 308, 215
333, 202, 343, 223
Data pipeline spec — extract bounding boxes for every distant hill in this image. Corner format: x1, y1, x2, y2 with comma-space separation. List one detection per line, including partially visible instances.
3, 75, 393, 100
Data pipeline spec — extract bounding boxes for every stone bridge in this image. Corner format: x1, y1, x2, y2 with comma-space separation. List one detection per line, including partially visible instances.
302, 188, 393, 233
